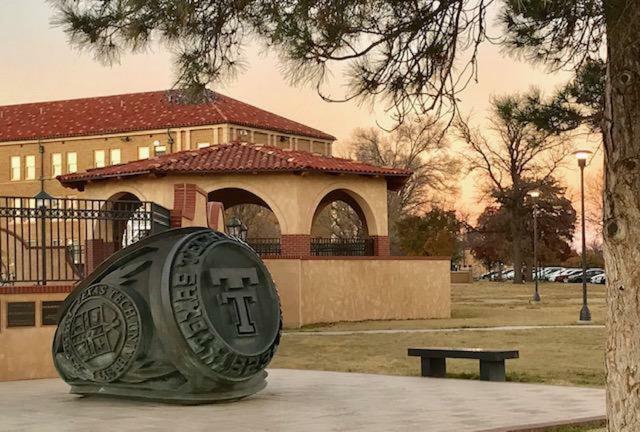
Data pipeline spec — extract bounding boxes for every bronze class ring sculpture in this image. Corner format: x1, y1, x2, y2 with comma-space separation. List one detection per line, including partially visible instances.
52, 227, 282, 404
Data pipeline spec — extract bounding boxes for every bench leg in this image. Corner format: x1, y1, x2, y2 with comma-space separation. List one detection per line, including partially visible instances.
420, 357, 446, 378
479, 360, 506, 382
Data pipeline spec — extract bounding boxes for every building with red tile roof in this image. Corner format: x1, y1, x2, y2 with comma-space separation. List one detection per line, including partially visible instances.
0, 90, 335, 143
0, 90, 336, 199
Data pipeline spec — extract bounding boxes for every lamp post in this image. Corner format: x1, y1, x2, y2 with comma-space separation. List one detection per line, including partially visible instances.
226, 216, 248, 241
528, 190, 541, 302
34, 189, 53, 285
575, 150, 593, 322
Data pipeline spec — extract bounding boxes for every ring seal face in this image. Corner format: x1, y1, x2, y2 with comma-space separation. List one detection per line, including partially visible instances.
61, 283, 144, 383
167, 231, 281, 381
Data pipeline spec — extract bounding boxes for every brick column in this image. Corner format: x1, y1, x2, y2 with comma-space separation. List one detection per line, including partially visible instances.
281, 235, 311, 256
372, 236, 390, 256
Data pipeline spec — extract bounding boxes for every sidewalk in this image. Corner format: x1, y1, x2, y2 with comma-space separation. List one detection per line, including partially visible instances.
0, 369, 605, 432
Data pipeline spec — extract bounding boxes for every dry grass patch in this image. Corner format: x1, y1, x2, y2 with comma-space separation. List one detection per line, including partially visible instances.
272, 327, 605, 387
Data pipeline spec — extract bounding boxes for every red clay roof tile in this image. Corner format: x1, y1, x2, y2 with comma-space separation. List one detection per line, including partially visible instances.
58, 142, 411, 190
0, 90, 335, 142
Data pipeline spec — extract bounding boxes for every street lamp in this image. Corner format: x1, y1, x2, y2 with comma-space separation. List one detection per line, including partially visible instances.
575, 150, 593, 322
226, 216, 248, 241
528, 190, 541, 302
33, 189, 53, 285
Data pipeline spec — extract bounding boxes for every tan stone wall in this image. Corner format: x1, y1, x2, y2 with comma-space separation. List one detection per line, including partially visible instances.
265, 257, 451, 328
0, 292, 67, 381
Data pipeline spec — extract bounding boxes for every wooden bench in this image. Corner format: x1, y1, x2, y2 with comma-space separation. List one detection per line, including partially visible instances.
408, 348, 519, 382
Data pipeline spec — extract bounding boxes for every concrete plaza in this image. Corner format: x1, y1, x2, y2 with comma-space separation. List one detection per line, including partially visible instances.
0, 369, 604, 432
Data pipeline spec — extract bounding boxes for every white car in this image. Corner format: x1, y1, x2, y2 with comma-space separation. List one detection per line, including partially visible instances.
538, 267, 564, 278
545, 268, 567, 281
591, 273, 606, 284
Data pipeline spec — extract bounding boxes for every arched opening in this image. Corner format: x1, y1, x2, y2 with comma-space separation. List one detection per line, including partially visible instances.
104, 192, 146, 249
208, 188, 282, 256
310, 189, 375, 256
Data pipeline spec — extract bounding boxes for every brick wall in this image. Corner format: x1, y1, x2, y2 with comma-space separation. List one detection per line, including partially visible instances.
372, 236, 390, 256
281, 234, 311, 256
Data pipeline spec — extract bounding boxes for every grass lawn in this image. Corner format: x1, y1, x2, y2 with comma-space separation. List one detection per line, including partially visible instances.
271, 281, 607, 387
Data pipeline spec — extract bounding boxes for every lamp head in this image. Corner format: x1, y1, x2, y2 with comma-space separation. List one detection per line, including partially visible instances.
574, 150, 592, 167
33, 190, 53, 208
528, 190, 541, 199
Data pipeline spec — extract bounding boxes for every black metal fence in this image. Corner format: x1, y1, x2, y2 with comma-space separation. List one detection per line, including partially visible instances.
246, 238, 281, 256
311, 237, 374, 256
0, 196, 170, 285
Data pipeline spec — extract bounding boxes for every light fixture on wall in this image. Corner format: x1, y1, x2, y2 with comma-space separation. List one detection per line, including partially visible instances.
226, 216, 248, 241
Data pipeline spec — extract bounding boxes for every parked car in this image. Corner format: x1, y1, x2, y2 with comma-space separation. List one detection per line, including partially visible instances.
538, 267, 564, 278
566, 269, 604, 283
591, 273, 607, 284
545, 268, 568, 281
553, 268, 582, 282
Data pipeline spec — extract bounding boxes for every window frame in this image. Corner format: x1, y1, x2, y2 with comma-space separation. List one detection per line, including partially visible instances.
110, 148, 122, 165
10, 156, 21, 181
25, 155, 36, 180
67, 152, 78, 173
94, 150, 106, 168
138, 146, 150, 160
51, 153, 63, 177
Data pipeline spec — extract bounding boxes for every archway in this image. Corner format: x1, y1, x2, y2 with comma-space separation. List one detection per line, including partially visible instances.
104, 192, 146, 249
310, 189, 376, 256
208, 188, 282, 256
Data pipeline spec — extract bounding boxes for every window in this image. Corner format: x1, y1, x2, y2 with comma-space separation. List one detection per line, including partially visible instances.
196, 142, 210, 149
42, 301, 64, 326
51, 153, 62, 177
153, 140, 167, 156
67, 152, 77, 173
138, 146, 150, 160
25, 155, 36, 180
7, 302, 35, 327
110, 148, 121, 165
94, 150, 106, 168
10, 156, 21, 181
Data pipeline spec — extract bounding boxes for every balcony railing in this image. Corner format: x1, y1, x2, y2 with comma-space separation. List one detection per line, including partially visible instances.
311, 237, 374, 256
246, 238, 281, 256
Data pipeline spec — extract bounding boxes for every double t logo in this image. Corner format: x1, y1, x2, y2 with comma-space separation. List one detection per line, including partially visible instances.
210, 268, 259, 336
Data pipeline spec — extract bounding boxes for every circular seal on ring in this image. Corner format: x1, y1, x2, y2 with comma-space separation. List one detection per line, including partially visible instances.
165, 231, 281, 381
61, 283, 144, 383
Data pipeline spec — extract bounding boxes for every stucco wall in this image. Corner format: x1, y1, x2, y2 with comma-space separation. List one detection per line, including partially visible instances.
265, 257, 451, 328
0, 257, 450, 380
0, 293, 67, 381
80, 173, 391, 237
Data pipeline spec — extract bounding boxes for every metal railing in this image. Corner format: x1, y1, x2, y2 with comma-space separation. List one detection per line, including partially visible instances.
310, 237, 374, 256
246, 238, 281, 256
0, 196, 170, 284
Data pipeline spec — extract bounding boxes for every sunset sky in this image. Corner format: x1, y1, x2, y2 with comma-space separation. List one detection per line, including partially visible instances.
0, 1, 603, 231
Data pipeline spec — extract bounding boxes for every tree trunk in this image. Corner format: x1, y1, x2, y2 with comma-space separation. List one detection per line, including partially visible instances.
604, 1, 640, 430
510, 215, 523, 284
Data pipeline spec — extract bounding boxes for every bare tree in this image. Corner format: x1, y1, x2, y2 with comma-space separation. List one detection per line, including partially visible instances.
311, 202, 365, 239
348, 117, 461, 253
457, 91, 571, 283
226, 205, 280, 238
